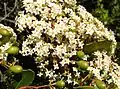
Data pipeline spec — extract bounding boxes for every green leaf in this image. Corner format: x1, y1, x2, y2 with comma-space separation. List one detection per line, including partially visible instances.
15, 69, 35, 89
83, 40, 115, 54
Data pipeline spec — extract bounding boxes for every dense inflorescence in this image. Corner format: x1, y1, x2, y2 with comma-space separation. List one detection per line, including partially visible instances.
16, 0, 120, 88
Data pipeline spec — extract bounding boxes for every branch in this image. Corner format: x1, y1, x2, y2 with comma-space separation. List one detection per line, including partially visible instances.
18, 83, 55, 89
0, 17, 15, 23
19, 84, 55, 89
0, 0, 18, 22
4, 3, 7, 16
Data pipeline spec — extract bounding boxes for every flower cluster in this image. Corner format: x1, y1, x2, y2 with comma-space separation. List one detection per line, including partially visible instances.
16, 0, 119, 88
0, 24, 17, 61
88, 51, 120, 88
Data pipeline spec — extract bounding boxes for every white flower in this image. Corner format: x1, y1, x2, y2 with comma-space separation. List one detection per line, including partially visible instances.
53, 64, 59, 70
45, 69, 54, 78
60, 58, 71, 66
37, 73, 43, 77
73, 67, 78, 72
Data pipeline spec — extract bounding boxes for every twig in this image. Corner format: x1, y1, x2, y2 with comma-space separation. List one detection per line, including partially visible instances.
4, 3, 7, 16
19, 85, 49, 89
0, 17, 15, 23
0, 0, 18, 22
19, 84, 55, 89
73, 86, 94, 89
80, 73, 90, 86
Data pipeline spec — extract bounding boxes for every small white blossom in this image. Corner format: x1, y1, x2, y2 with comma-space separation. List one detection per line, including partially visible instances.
53, 64, 59, 70
60, 58, 70, 66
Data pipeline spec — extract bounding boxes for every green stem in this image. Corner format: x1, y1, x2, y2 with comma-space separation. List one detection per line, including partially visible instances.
73, 86, 94, 89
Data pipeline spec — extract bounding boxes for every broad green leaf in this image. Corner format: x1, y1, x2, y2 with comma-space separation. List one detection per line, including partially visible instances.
15, 69, 35, 89
83, 40, 115, 54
